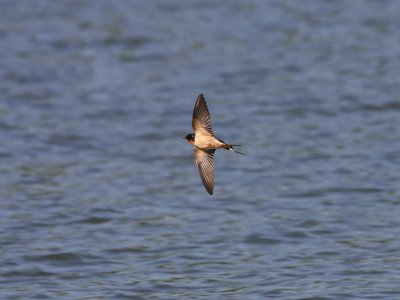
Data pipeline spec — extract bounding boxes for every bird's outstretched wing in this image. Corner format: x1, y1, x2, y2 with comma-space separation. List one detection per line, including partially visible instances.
192, 94, 214, 137
194, 148, 215, 195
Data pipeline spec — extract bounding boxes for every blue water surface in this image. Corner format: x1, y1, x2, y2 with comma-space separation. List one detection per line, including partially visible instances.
0, 1, 400, 299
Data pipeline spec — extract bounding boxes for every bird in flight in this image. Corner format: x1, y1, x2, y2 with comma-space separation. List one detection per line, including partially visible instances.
184, 93, 244, 195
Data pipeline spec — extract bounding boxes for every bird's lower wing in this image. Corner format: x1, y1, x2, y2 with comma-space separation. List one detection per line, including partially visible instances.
194, 148, 215, 195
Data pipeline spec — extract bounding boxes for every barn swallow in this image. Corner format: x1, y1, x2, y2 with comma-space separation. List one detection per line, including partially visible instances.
184, 93, 244, 195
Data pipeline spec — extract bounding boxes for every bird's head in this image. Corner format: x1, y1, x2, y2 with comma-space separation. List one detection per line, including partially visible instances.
184, 133, 195, 144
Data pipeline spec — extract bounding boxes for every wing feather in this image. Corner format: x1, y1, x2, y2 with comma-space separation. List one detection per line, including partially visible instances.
194, 148, 215, 195
192, 94, 214, 136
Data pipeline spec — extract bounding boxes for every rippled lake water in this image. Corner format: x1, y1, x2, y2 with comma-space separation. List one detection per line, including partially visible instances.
1, 1, 400, 299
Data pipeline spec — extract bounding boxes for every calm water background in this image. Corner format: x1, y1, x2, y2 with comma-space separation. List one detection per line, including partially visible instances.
1, 1, 400, 299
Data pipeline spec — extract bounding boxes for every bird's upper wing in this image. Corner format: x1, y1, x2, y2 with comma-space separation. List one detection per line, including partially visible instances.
192, 94, 214, 137
194, 148, 215, 195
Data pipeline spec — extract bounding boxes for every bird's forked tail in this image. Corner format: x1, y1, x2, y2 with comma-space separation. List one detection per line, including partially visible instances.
225, 144, 245, 155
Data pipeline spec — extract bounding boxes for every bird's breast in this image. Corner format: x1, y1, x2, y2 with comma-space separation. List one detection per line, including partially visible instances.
194, 135, 225, 149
